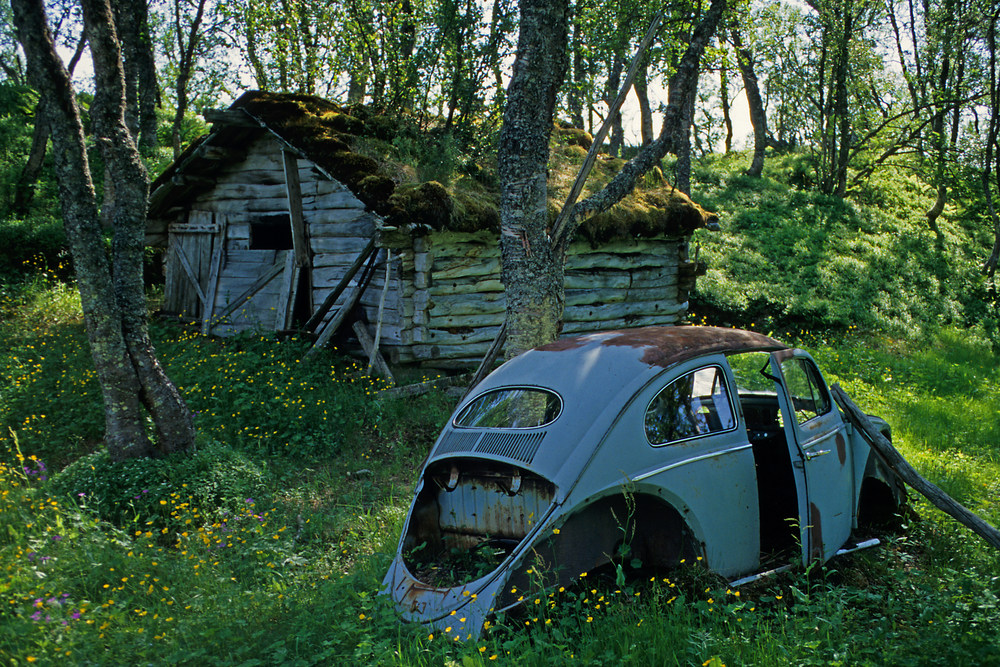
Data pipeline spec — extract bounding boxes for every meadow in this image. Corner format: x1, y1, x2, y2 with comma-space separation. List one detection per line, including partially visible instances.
2, 266, 999, 666
2, 145, 1000, 665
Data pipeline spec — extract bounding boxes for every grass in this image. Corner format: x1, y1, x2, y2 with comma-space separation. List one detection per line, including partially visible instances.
2, 275, 999, 665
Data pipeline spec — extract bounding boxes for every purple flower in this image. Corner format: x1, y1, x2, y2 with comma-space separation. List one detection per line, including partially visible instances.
71, 611, 81, 620
31, 611, 42, 621
51, 535, 62, 542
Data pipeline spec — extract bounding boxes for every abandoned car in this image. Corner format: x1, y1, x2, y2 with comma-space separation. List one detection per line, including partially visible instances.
382, 326, 905, 638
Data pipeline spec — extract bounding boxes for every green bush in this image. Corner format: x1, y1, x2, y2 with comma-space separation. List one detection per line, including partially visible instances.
50, 441, 269, 528
0, 215, 68, 281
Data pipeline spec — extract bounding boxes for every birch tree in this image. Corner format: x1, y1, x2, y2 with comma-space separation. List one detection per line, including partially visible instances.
11, 0, 195, 461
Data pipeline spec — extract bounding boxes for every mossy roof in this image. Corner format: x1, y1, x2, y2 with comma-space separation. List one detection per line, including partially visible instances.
148, 91, 717, 244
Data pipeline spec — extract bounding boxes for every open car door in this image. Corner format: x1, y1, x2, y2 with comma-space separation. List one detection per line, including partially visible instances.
770, 350, 854, 563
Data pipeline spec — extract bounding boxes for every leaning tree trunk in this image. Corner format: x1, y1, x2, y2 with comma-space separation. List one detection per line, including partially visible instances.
731, 25, 767, 177
12, 0, 195, 461
498, 0, 570, 359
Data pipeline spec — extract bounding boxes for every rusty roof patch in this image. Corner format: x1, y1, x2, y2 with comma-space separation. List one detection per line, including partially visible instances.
535, 326, 785, 368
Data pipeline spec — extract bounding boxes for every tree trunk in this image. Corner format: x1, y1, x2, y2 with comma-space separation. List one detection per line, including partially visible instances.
634, 59, 654, 146
112, 0, 158, 153
719, 58, 733, 154
569, 13, 585, 129
12, 0, 195, 461
604, 53, 625, 156
171, 0, 207, 159
731, 25, 767, 177
498, 0, 569, 359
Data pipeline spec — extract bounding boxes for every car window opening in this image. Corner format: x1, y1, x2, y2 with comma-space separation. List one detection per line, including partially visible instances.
455, 388, 562, 429
401, 459, 556, 588
728, 351, 800, 560
644, 366, 736, 445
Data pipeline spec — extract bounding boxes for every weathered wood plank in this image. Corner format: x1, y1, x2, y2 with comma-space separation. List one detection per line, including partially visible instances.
431, 258, 502, 280
311, 237, 373, 254
215, 259, 286, 319
428, 278, 505, 295
304, 239, 377, 332
565, 299, 687, 323
565, 252, 675, 271
201, 215, 228, 334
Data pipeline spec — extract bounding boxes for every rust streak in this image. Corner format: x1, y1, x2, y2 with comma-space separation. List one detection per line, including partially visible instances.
809, 502, 824, 560
835, 432, 846, 465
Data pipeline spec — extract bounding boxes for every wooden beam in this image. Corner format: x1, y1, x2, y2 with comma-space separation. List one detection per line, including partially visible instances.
831, 384, 1000, 551
282, 149, 311, 269
382, 374, 471, 399
303, 238, 375, 331
305, 249, 380, 359
367, 250, 392, 376
214, 260, 286, 320
352, 321, 395, 384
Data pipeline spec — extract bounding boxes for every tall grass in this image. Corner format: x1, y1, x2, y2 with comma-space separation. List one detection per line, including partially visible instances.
2, 276, 999, 665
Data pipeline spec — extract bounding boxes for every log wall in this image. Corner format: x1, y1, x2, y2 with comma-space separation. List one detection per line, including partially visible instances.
380, 230, 688, 367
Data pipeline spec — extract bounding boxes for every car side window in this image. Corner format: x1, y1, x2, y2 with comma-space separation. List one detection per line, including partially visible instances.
779, 357, 831, 424
645, 366, 736, 446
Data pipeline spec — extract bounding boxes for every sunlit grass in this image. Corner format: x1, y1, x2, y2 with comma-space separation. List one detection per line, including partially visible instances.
1, 280, 999, 665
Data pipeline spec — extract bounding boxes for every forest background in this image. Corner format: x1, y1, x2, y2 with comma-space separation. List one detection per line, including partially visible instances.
1, 0, 1000, 663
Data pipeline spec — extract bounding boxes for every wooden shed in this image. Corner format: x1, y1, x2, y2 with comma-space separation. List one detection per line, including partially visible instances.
147, 91, 717, 369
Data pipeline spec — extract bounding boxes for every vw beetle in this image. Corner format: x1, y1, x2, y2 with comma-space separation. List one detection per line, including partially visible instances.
383, 326, 904, 638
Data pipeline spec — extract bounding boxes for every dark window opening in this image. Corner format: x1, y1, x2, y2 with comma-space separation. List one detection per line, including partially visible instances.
249, 215, 293, 250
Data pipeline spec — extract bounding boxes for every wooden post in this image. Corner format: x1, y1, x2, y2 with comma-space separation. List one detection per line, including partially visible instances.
281, 149, 310, 269
201, 215, 228, 334
831, 384, 1000, 550
367, 250, 392, 376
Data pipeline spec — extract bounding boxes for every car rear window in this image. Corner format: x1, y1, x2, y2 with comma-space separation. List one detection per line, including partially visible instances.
455, 388, 562, 429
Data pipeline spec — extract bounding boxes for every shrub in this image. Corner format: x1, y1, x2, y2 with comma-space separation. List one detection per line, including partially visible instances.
50, 441, 269, 528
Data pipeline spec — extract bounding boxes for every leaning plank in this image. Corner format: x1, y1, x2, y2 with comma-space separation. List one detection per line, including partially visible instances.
352, 321, 395, 384
304, 238, 376, 332
174, 243, 208, 306
831, 384, 1000, 550
201, 216, 229, 334
382, 373, 471, 399
275, 252, 298, 330
306, 280, 369, 359
214, 261, 285, 320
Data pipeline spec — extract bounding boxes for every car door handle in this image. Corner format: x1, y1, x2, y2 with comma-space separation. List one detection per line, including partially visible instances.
805, 449, 831, 460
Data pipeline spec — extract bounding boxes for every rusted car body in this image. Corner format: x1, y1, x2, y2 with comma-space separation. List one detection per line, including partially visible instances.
382, 326, 904, 639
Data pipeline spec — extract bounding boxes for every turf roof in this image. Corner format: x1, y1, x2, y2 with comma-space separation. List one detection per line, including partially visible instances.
153, 91, 717, 243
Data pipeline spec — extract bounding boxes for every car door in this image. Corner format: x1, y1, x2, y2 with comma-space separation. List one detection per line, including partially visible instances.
769, 350, 854, 563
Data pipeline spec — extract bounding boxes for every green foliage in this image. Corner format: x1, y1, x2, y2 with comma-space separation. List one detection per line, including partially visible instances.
690, 153, 997, 343
50, 442, 269, 528
0, 214, 69, 282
